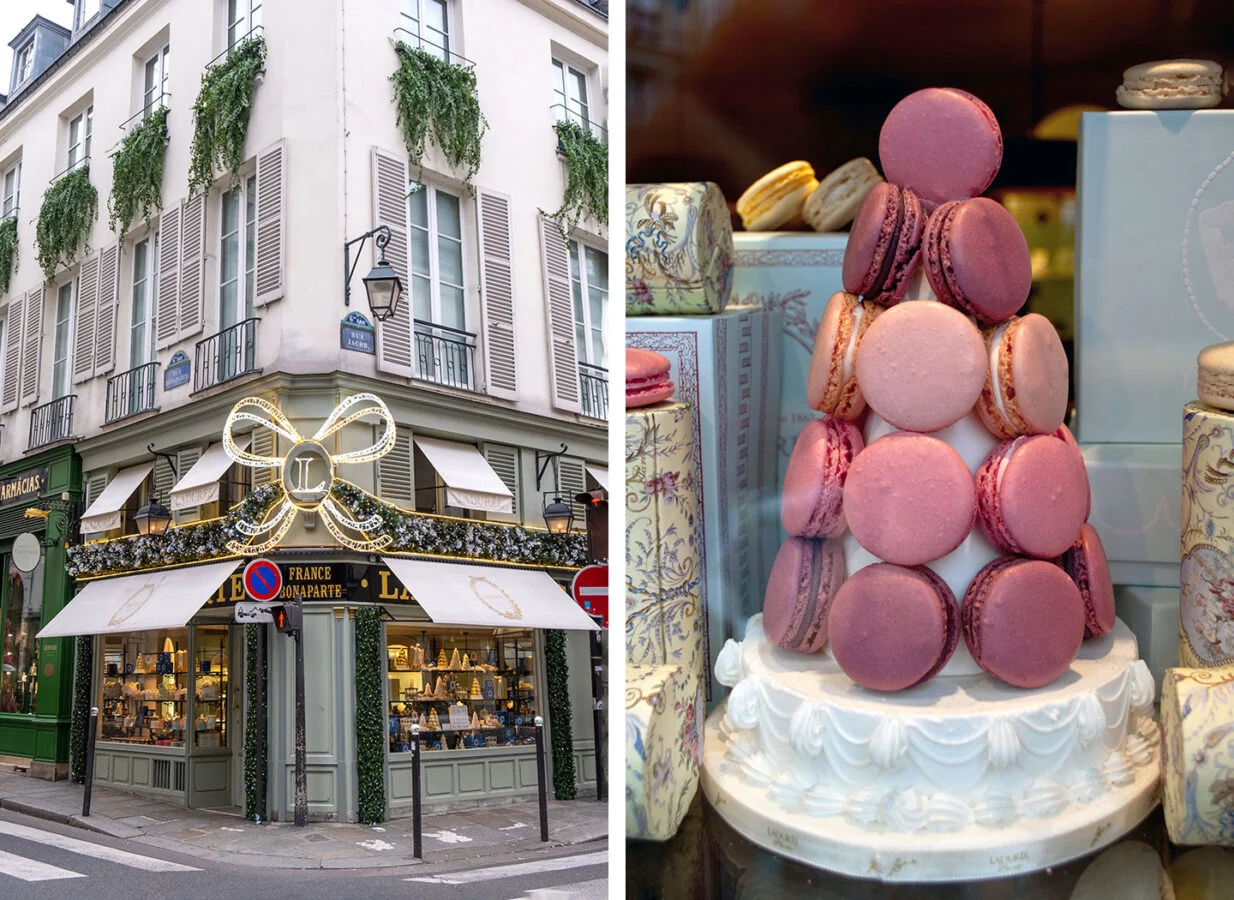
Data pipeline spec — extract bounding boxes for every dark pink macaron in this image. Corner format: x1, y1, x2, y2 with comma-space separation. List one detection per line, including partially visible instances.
962, 557, 1085, 688
923, 198, 1031, 325
843, 431, 976, 565
626, 348, 674, 408
1053, 425, 1091, 520
763, 537, 847, 654
1062, 524, 1117, 639
975, 434, 1089, 559
781, 417, 864, 539
879, 88, 1003, 207
828, 563, 960, 692
841, 182, 926, 307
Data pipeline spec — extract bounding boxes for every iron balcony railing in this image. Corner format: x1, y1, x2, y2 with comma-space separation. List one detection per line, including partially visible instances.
391, 27, 476, 67
195, 318, 259, 392
105, 361, 160, 423
28, 395, 75, 450
550, 104, 608, 145
414, 320, 477, 391
579, 362, 608, 420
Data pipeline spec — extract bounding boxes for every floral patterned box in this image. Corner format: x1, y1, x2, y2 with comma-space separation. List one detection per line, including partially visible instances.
1161, 665, 1234, 844
626, 663, 704, 842
627, 305, 782, 702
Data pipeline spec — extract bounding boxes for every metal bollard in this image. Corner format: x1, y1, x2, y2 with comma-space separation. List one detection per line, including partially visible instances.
411, 724, 422, 860
534, 715, 549, 842
82, 707, 98, 817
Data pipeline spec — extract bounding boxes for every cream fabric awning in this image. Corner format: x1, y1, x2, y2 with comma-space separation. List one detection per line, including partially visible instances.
412, 436, 513, 513
80, 463, 153, 534
585, 465, 608, 491
381, 557, 599, 631
170, 438, 248, 511
37, 560, 240, 638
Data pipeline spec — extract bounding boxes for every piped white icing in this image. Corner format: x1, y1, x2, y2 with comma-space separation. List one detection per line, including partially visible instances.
1076, 694, 1106, 746
987, 717, 1021, 768
1128, 661, 1155, 710
726, 678, 761, 731
789, 703, 828, 758
870, 717, 909, 769
987, 321, 1015, 432
715, 639, 745, 687
840, 301, 865, 387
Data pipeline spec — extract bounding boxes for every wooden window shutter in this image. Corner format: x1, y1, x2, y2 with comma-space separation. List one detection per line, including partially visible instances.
556, 456, 587, 526
82, 472, 110, 536
371, 148, 412, 378
19, 285, 43, 407
94, 242, 120, 377
72, 254, 100, 384
178, 193, 207, 341
483, 444, 520, 523
156, 203, 181, 350
538, 217, 581, 413
254, 141, 286, 306
174, 446, 203, 523
250, 427, 275, 488
475, 189, 518, 400
378, 430, 413, 506
153, 454, 176, 507
1, 292, 24, 413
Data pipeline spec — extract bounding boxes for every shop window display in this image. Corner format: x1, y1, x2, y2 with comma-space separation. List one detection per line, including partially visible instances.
0, 557, 43, 714
98, 625, 228, 748
386, 626, 537, 752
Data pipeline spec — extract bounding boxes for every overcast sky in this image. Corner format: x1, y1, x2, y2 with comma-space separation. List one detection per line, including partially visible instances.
0, 1, 74, 90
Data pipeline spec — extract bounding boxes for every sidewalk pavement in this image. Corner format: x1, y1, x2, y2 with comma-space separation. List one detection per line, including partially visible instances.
0, 770, 607, 870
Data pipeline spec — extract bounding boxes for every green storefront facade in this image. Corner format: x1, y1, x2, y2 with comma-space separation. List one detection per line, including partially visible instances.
0, 445, 81, 779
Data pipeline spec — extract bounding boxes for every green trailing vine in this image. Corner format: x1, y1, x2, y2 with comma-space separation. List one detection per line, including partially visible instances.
69, 635, 92, 784
243, 623, 267, 821
0, 216, 16, 295
355, 607, 387, 824
188, 36, 266, 195
390, 42, 487, 185
543, 119, 608, 237
109, 106, 168, 234
35, 166, 98, 278
545, 630, 577, 800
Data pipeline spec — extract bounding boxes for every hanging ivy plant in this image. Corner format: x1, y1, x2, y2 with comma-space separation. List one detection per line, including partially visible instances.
35, 166, 98, 279
543, 119, 608, 237
109, 106, 169, 235
188, 36, 266, 195
0, 216, 17, 295
390, 42, 488, 186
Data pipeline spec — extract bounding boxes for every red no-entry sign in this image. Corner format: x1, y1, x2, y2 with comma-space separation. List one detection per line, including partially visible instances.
571, 564, 608, 629
243, 558, 283, 602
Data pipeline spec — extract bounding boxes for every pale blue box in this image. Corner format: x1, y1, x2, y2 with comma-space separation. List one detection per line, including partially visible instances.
1075, 110, 1234, 445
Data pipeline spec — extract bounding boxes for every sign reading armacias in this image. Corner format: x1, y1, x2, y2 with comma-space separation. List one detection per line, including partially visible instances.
0, 468, 48, 508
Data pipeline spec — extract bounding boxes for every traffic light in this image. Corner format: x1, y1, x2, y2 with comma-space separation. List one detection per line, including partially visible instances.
272, 599, 302, 635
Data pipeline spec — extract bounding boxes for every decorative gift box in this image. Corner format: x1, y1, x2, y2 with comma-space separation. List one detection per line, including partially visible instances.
625, 400, 705, 683
626, 182, 733, 316
1162, 665, 1234, 845
1075, 110, 1234, 444
627, 304, 782, 700
626, 663, 703, 842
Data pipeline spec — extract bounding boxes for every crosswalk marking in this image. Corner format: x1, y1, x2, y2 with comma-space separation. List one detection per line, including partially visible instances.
0, 821, 199, 873
406, 849, 607, 885
0, 848, 86, 882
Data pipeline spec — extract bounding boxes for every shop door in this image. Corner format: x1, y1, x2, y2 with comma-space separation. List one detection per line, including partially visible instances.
186, 624, 235, 809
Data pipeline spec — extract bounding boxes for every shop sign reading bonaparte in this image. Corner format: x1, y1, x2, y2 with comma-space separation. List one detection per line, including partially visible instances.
0, 468, 48, 507
206, 563, 349, 605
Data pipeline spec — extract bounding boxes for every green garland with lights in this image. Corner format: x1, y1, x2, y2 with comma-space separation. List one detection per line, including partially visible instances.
0, 216, 17, 295
543, 119, 608, 237
243, 623, 267, 821
390, 42, 487, 186
188, 36, 266, 195
108, 106, 168, 234
545, 629, 576, 800
35, 166, 97, 278
68, 635, 92, 784
355, 607, 386, 824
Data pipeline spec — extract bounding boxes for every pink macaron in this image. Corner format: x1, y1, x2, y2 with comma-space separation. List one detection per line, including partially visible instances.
975, 434, 1089, 559
806, 292, 884, 420
879, 88, 1004, 207
1062, 524, 1117, 639
763, 536, 847, 654
962, 557, 1085, 688
781, 417, 865, 538
977, 314, 1070, 439
843, 431, 976, 565
626, 348, 674, 408
828, 563, 960, 692
854, 300, 988, 433
841, 183, 926, 307
924, 198, 1032, 324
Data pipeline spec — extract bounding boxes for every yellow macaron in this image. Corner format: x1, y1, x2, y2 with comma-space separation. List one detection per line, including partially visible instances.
736, 161, 818, 231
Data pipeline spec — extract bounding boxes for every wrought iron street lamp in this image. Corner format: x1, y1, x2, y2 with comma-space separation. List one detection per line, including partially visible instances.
344, 225, 404, 321
134, 500, 173, 536
542, 498, 574, 534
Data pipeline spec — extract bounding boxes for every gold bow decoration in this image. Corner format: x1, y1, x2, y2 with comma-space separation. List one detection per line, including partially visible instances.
223, 393, 397, 554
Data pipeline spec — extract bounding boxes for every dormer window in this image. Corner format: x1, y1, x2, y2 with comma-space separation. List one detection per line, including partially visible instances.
76, 0, 102, 30
14, 41, 33, 84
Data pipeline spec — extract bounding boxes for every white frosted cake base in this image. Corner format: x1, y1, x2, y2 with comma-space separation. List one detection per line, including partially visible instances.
702, 615, 1161, 882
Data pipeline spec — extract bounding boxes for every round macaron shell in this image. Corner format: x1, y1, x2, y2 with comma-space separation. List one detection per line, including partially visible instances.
842, 183, 900, 297
1065, 524, 1117, 638
763, 537, 846, 653
806, 292, 878, 419
625, 348, 674, 408
961, 558, 1085, 688
976, 435, 1089, 558
978, 314, 1070, 438
781, 417, 865, 538
925, 198, 1031, 324
828, 563, 959, 691
879, 88, 1003, 207
871, 187, 925, 307
843, 431, 976, 565
626, 381, 674, 408
854, 300, 987, 433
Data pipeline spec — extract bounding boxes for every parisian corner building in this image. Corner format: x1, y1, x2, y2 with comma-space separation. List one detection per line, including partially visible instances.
0, 0, 609, 823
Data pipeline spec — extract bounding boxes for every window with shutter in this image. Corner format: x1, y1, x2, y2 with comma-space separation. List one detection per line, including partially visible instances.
556, 456, 587, 527
179, 192, 207, 341
254, 141, 285, 306
372, 148, 412, 379
378, 430, 413, 506
20, 285, 43, 407
152, 454, 175, 523
476, 189, 517, 400
155, 202, 181, 349
483, 444, 520, 524
538, 216, 581, 413
174, 446, 202, 523
250, 427, 274, 488
72, 254, 99, 384
81, 472, 110, 538
95, 242, 120, 376
2, 292, 24, 412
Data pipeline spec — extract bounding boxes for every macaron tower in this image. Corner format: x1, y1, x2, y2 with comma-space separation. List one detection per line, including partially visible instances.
706, 88, 1159, 881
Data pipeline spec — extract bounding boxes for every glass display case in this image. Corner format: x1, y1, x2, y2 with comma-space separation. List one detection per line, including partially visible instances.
385, 626, 537, 752
0, 557, 43, 715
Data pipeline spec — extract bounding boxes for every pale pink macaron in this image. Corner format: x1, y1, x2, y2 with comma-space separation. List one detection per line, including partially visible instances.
763, 536, 847, 654
843, 431, 976, 565
854, 300, 988, 433
781, 417, 865, 538
977, 313, 1070, 439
